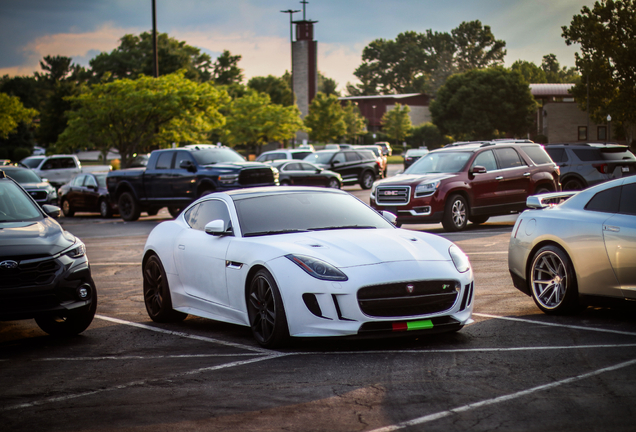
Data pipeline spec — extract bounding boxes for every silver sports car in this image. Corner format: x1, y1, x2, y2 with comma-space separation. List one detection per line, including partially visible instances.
508, 175, 636, 314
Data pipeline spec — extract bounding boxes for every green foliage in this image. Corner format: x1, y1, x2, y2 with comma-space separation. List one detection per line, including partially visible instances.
318, 72, 340, 96
12, 147, 31, 161
57, 72, 229, 167
0, 92, 38, 139
221, 89, 305, 153
213, 50, 244, 85
562, 0, 636, 143
511, 60, 547, 84
348, 21, 506, 96
541, 54, 580, 83
342, 101, 367, 143
248, 74, 292, 106
407, 123, 452, 150
430, 67, 537, 140
89, 32, 213, 83
304, 93, 346, 143
381, 103, 412, 145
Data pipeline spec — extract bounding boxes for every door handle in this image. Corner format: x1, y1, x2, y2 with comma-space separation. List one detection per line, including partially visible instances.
178, 244, 185, 250
523, 172, 531, 177
495, 176, 503, 180
603, 225, 620, 232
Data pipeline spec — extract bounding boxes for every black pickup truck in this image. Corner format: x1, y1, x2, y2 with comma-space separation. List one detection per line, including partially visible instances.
106, 146, 279, 221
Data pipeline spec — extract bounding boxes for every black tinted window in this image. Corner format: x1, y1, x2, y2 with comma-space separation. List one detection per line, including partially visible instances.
60, 157, 76, 168
600, 149, 636, 161
494, 148, 525, 169
345, 152, 362, 162
192, 148, 245, 165
619, 184, 636, 215
188, 200, 231, 231
573, 149, 602, 161
292, 152, 312, 160
155, 152, 174, 169
585, 186, 621, 213
545, 148, 568, 163
522, 146, 553, 165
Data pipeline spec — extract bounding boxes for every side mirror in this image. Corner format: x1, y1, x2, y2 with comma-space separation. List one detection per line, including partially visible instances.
179, 160, 196, 172
331, 160, 340, 165
471, 165, 487, 174
315, 168, 322, 173
380, 210, 397, 225
204, 219, 233, 236
42, 204, 61, 218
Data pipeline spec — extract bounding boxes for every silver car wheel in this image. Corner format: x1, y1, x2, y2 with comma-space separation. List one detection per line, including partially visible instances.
529, 246, 579, 314
452, 199, 466, 227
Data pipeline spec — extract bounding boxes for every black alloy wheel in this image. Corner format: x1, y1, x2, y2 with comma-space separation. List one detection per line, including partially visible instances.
247, 269, 289, 348
34, 280, 97, 336
563, 178, 584, 191
442, 194, 468, 232
529, 245, 580, 314
118, 191, 141, 221
61, 199, 74, 217
142, 255, 187, 323
99, 199, 112, 218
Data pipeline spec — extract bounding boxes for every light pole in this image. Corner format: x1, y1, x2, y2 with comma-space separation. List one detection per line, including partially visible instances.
607, 114, 612, 142
372, 105, 377, 133
152, 0, 158, 78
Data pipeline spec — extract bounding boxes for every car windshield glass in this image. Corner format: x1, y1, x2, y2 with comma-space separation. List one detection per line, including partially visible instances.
192, 149, 245, 165
304, 152, 336, 164
234, 192, 393, 237
21, 158, 44, 168
95, 174, 107, 187
0, 181, 43, 222
6, 169, 42, 183
404, 152, 472, 174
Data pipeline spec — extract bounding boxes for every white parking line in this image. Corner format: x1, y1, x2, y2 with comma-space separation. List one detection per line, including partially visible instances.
465, 251, 508, 255
39, 353, 263, 361
91, 262, 139, 266
474, 313, 636, 337
95, 315, 274, 354
368, 358, 636, 432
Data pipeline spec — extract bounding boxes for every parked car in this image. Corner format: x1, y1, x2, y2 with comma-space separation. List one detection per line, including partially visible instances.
304, 149, 380, 189
1, 159, 12, 166
21, 154, 111, 188
58, 173, 116, 218
256, 149, 315, 162
141, 186, 474, 347
1, 165, 58, 206
375, 141, 393, 156
370, 140, 561, 231
354, 145, 388, 178
107, 146, 278, 221
508, 175, 636, 314
403, 148, 430, 170
544, 142, 636, 191
0, 169, 97, 336
270, 160, 342, 188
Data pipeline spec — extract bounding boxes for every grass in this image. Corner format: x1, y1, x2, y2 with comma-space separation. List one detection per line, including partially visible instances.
388, 155, 404, 164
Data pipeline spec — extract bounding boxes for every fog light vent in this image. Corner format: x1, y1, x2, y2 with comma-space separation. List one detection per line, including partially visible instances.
302, 293, 323, 318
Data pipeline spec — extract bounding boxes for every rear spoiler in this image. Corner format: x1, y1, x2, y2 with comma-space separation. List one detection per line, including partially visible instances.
526, 191, 578, 209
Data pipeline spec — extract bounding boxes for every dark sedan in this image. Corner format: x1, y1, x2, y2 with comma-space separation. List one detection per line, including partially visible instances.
270, 160, 342, 188
1, 165, 58, 206
59, 173, 116, 217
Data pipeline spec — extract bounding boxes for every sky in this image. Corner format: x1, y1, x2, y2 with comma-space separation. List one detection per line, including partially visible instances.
0, 0, 594, 92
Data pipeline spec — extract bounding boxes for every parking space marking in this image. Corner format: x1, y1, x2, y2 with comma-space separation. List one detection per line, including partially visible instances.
465, 251, 508, 255
474, 313, 636, 337
91, 262, 140, 266
39, 353, 263, 361
368, 358, 636, 432
2, 354, 285, 412
95, 315, 275, 354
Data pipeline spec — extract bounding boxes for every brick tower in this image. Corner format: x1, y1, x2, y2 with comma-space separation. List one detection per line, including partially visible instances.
292, 1, 317, 141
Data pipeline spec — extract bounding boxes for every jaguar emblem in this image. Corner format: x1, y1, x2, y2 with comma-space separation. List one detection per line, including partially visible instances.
0, 260, 19, 270
406, 284, 414, 294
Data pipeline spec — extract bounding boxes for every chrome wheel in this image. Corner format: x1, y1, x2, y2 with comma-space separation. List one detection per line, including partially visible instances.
529, 246, 579, 314
442, 195, 468, 231
247, 269, 288, 347
452, 200, 466, 226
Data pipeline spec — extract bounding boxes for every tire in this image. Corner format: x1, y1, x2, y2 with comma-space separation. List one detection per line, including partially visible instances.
442, 194, 468, 232
61, 199, 74, 217
562, 178, 585, 191
146, 207, 160, 216
327, 178, 340, 189
280, 180, 290, 186
99, 199, 112, 218
34, 280, 97, 336
168, 207, 182, 218
118, 191, 141, 221
529, 245, 580, 314
142, 255, 188, 323
359, 171, 375, 189
469, 215, 489, 225
534, 186, 551, 195
247, 269, 289, 348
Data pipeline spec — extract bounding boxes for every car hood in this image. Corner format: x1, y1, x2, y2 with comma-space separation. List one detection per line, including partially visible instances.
201, 162, 272, 170
0, 217, 76, 258
253, 229, 452, 268
19, 181, 53, 190
377, 173, 456, 185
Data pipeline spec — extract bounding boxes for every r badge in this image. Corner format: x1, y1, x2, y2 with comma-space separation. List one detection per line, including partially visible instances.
406, 284, 414, 294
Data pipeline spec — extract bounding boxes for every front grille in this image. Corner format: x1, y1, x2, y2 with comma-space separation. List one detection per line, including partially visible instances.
27, 190, 48, 202
0, 258, 61, 289
358, 280, 459, 317
375, 186, 410, 205
239, 168, 275, 186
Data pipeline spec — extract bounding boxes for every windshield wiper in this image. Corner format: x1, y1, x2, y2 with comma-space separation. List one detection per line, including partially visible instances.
243, 229, 310, 237
308, 225, 377, 231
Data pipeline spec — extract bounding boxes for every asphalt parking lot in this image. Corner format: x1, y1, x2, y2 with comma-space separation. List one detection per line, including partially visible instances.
2, 171, 636, 431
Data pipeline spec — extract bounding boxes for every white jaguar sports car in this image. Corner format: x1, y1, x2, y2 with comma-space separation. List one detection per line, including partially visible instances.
142, 187, 474, 347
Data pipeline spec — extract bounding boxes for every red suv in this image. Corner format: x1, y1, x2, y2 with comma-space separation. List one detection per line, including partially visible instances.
370, 140, 561, 231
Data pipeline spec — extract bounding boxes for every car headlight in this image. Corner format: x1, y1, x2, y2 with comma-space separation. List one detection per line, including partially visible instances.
65, 242, 86, 258
285, 254, 348, 281
218, 174, 239, 184
415, 180, 440, 197
449, 245, 470, 273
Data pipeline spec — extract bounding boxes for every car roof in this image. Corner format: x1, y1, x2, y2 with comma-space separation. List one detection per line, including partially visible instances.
434, 139, 537, 152
223, 186, 347, 200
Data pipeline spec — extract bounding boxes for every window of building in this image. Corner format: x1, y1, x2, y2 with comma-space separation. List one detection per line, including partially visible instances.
598, 126, 607, 141
578, 126, 587, 141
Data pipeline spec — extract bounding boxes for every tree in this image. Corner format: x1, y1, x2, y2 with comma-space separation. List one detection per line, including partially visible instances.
303, 93, 346, 143
0, 92, 38, 139
57, 72, 229, 167
89, 32, 213, 83
247, 74, 292, 106
0, 75, 43, 150
381, 103, 412, 146
348, 21, 506, 96
511, 60, 547, 84
318, 72, 340, 96
407, 123, 452, 150
541, 54, 580, 83
430, 67, 537, 140
562, 0, 636, 144
213, 50, 244, 85
342, 101, 367, 143
220, 89, 304, 153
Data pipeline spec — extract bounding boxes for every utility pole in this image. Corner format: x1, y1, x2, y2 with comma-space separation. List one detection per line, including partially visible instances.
152, 0, 158, 78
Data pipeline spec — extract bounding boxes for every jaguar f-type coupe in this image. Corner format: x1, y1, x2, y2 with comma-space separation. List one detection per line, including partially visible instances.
142, 187, 474, 347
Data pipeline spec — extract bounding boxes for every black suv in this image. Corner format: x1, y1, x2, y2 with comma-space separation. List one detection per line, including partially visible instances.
544, 142, 636, 190
304, 149, 380, 189
0, 170, 97, 335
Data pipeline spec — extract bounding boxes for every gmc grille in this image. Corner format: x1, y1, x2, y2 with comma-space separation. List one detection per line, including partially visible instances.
375, 186, 410, 205
357, 280, 459, 317
239, 168, 275, 186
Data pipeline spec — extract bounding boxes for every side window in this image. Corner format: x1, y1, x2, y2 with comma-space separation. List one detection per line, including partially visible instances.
189, 200, 231, 231
292, 152, 310, 160
184, 204, 199, 227
521, 146, 553, 165
545, 148, 568, 163
345, 152, 362, 162
176, 151, 194, 169
41, 159, 60, 170
155, 152, 174, 169
619, 184, 636, 215
332, 152, 346, 164
72, 175, 85, 186
84, 175, 98, 187
472, 150, 498, 171
283, 163, 301, 171
585, 186, 621, 213
300, 162, 316, 171
60, 157, 76, 168
494, 148, 525, 169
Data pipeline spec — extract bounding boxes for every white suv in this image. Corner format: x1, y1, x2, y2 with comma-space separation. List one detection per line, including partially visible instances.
256, 149, 315, 162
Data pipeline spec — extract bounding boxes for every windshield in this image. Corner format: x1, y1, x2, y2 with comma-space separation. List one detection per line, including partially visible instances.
404, 151, 472, 174
192, 148, 246, 165
95, 174, 107, 187
21, 157, 44, 168
6, 169, 42, 184
304, 152, 336, 164
0, 180, 43, 222
234, 191, 393, 237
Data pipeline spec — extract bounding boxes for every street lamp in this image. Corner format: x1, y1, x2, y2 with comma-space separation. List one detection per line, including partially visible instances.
607, 114, 612, 142
372, 105, 377, 133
